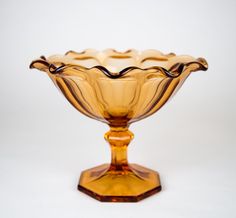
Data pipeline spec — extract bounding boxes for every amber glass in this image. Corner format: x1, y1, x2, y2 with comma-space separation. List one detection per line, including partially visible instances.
30, 49, 208, 202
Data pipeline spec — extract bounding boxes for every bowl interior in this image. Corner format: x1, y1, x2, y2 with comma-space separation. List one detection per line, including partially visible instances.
49, 49, 206, 74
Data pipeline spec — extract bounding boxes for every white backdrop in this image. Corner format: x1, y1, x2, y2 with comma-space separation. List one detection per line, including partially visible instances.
0, 0, 236, 217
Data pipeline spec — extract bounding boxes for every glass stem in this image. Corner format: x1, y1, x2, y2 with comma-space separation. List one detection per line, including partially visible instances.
104, 127, 134, 170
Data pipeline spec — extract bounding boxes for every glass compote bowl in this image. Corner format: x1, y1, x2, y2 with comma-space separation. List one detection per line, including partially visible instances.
30, 49, 208, 202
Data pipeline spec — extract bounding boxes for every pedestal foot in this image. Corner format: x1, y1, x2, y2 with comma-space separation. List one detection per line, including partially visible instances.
78, 163, 161, 202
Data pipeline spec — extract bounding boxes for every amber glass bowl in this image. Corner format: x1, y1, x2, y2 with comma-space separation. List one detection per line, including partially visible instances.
30, 49, 208, 202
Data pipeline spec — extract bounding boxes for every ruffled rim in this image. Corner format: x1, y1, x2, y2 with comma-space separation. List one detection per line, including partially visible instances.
30, 49, 208, 79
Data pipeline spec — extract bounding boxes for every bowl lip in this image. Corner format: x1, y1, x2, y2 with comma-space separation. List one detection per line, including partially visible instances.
30, 49, 208, 79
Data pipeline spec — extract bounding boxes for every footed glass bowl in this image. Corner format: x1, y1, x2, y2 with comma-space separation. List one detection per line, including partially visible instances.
30, 49, 208, 202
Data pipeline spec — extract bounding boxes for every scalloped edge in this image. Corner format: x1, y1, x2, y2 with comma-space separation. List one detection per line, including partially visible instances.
30, 49, 208, 79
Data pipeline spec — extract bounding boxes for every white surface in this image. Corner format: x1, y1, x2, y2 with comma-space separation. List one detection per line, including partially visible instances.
0, 0, 236, 217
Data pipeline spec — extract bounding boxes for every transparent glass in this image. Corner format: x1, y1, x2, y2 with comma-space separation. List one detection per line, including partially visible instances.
30, 49, 208, 202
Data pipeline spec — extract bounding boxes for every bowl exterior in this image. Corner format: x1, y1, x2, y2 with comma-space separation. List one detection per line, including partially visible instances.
30, 49, 208, 127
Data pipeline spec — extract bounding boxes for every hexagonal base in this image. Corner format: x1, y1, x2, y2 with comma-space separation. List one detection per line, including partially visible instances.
78, 163, 161, 202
